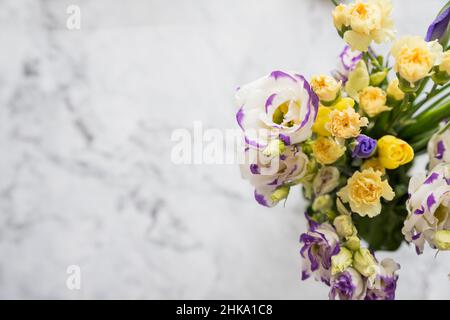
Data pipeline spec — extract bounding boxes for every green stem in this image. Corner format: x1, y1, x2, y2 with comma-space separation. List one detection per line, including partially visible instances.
409, 83, 450, 116
330, 0, 339, 6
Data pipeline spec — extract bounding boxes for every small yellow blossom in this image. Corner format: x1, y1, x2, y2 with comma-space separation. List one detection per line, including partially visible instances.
311, 75, 341, 102
359, 86, 391, 117
353, 248, 378, 277
377, 135, 414, 169
312, 105, 332, 136
327, 107, 369, 139
361, 157, 385, 174
334, 97, 356, 111
345, 60, 370, 100
333, 0, 395, 51
386, 78, 405, 101
391, 36, 443, 86
312, 136, 345, 165
439, 50, 450, 76
337, 168, 395, 217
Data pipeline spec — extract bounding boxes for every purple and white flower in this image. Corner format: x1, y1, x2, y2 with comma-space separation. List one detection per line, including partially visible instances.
365, 258, 400, 300
300, 222, 340, 285
402, 162, 450, 253
332, 46, 363, 84
236, 71, 318, 149
329, 267, 366, 300
240, 145, 309, 207
351, 134, 377, 159
427, 124, 450, 169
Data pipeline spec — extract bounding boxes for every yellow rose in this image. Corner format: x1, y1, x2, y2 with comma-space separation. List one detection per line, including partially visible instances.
311, 75, 341, 103
334, 0, 395, 52
361, 157, 385, 175
312, 105, 332, 136
391, 36, 443, 86
312, 136, 345, 165
359, 86, 391, 117
377, 135, 414, 169
337, 168, 395, 217
386, 78, 405, 101
326, 106, 369, 139
334, 97, 356, 111
439, 50, 450, 76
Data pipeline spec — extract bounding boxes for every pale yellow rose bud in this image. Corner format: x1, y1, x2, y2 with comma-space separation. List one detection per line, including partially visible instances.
369, 70, 388, 86
345, 236, 361, 251
433, 230, 450, 251
353, 248, 377, 277
359, 86, 391, 117
333, 215, 354, 238
386, 78, 405, 101
312, 194, 333, 212
333, 4, 349, 31
331, 247, 353, 275
311, 75, 342, 103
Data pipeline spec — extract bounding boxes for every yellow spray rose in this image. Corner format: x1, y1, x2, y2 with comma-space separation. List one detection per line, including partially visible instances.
312, 136, 345, 165
391, 36, 443, 86
439, 50, 450, 76
327, 106, 369, 139
377, 135, 414, 169
337, 168, 395, 217
333, 0, 395, 52
311, 75, 342, 103
359, 86, 391, 117
386, 78, 405, 101
361, 157, 385, 174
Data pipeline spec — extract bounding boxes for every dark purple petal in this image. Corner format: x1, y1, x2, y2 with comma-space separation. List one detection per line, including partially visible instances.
412, 232, 422, 240
301, 270, 310, 280
279, 133, 291, 146
414, 205, 425, 215
254, 190, 269, 207
436, 140, 446, 160
267, 178, 278, 186
265, 93, 277, 112
425, 7, 450, 42
295, 74, 319, 130
424, 172, 439, 184
330, 271, 355, 300
270, 70, 297, 82
250, 164, 260, 175
351, 134, 377, 159
236, 106, 245, 130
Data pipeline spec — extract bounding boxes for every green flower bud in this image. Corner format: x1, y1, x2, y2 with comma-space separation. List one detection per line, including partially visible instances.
353, 248, 377, 277
333, 215, 354, 238
345, 236, 361, 251
369, 69, 388, 86
312, 195, 333, 212
270, 185, 290, 202
345, 60, 370, 100
263, 139, 285, 157
398, 74, 422, 93
331, 247, 353, 275
432, 68, 450, 85
434, 230, 450, 250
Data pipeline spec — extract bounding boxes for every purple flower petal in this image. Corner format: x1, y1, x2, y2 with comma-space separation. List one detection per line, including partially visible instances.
424, 172, 439, 184
425, 7, 450, 42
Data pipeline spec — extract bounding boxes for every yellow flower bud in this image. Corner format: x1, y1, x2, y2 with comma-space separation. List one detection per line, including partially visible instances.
312, 137, 345, 165
353, 248, 377, 277
312, 194, 333, 212
370, 70, 388, 86
345, 236, 361, 251
333, 215, 354, 238
333, 4, 349, 31
311, 75, 342, 103
386, 78, 405, 101
312, 106, 332, 136
377, 135, 414, 169
345, 60, 370, 100
359, 86, 391, 117
331, 247, 353, 275
433, 230, 450, 251
361, 157, 386, 175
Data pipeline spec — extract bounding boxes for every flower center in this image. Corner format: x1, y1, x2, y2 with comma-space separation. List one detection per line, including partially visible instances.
353, 3, 369, 19
272, 100, 300, 127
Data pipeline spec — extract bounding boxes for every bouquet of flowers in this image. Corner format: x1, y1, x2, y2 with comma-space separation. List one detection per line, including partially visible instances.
235, 0, 450, 300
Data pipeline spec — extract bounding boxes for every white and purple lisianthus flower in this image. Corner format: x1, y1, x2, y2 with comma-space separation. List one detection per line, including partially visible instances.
300, 221, 340, 285
329, 267, 366, 300
351, 134, 377, 159
402, 162, 450, 253
236, 71, 318, 149
332, 46, 363, 84
365, 258, 400, 300
425, 6, 450, 43
240, 145, 309, 207
427, 125, 450, 170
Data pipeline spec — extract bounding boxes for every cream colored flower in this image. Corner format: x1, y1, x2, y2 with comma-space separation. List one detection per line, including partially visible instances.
386, 78, 405, 101
312, 137, 345, 165
361, 157, 385, 175
311, 75, 342, 102
359, 86, 390, 117
439, 50, 450, 76
326, 107, 369, 139
333, 0, 395, 51
391, 36, 443, 86
337, 168, 395, 217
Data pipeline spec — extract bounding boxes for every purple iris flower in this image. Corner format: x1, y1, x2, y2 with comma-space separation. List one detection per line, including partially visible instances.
425, 6, 450, 43
351, 135, 377, 159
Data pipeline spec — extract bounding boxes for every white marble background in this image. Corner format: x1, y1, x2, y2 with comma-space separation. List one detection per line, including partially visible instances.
0, 0, 448, 299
